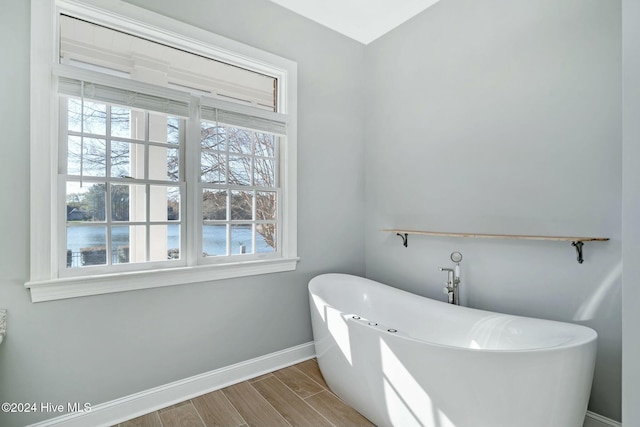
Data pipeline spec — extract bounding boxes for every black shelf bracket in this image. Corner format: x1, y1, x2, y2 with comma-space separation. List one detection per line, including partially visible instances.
397, 233, 409, 247
572, 241, 585, 264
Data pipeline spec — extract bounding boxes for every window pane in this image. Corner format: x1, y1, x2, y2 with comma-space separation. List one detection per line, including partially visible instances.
149, 113, 180, 144
67, 138, 106, 177
228, 155, 251, 185
201, 123, 225, 150
67, 135, 82, 175
203, 189, 227, 220
110, 141, 131, 178
67, 182, 106, 222
255, 132, 275, 157
257, 224, 276, 253
84, 138, 107, 177
111, 184, 146, 222
112, 225, 146, 264
109, 106, 147, 141
167, 187, 180, 221
66, 226, 107, 267
83, 101, 107, 135
135, 110, 148, 141
149, 145, 179, 182
231, 190, 253, 220
227, 128, 252, 154
167, 147, 179, 182
203, 224, 227, 257
145, 224, 181, 261
254, 157, 275, 187
149, 225, 170, 261
149, 112, 166, 143
167, 224, 180, 259
167, 117, 180, 145
201, 151, 226, 184
231, 225, 253, 254
110, 106, 132, 138
67, 98, 83, 132
119, 142, 145, 179
256, 191, 277, 221
150, 186, 180, 221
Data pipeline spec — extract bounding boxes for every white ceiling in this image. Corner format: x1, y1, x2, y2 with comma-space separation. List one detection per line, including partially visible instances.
269, 0, 442, 45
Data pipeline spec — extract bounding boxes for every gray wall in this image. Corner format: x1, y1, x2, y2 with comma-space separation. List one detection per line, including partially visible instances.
364, 0, 622, 421
0, 0, 627, 425
0, 1, 366, 426
622, 0, 640, 424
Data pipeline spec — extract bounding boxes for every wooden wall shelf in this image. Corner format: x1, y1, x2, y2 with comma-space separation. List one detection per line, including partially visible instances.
382, 229, 609, 264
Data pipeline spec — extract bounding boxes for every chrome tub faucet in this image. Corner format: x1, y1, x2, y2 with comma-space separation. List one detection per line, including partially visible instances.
440, 252, 462, 305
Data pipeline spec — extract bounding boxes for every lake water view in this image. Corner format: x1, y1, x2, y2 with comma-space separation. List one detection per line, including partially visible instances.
67, 224, 271, 264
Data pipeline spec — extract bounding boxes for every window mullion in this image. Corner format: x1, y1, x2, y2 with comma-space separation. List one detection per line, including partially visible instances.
56, 99, 69, 276
252, 190, 257, 253
226, 141, 232, 256
57, 176, 67, 276
106, 105, 112, 179
144, 112, 150, 263
105, 181, 113, 266
105, 106, 112, 266
145, 183, 150, 263
185, 96, 201, 265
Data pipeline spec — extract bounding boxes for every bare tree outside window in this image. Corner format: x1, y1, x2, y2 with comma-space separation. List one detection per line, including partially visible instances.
201, 122, 278, 252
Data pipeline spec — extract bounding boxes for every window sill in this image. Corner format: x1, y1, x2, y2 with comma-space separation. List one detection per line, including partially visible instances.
24, 257, 299, 302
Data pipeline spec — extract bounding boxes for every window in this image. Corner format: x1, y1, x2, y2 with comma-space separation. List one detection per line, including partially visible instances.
200, 120, 280, 259
61, 94, 186, 273
27, 0, 298, 301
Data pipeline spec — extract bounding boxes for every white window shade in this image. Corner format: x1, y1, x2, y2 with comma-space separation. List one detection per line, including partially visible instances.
200, 97, 288, 135
54, 64, 191, 117
55, 64, 288, 134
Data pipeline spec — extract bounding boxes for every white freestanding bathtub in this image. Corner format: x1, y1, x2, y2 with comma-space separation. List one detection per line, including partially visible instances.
309, 274, 597, 427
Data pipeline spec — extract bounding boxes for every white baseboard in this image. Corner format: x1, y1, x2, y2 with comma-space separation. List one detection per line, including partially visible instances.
26, 342, 316, 427
584, 411, 622, 427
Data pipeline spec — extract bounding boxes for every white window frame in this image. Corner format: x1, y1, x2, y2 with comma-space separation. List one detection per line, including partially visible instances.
26, 0, 298, 302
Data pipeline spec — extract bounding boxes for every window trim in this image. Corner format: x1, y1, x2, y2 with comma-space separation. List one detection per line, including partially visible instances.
27, 0, 298, 302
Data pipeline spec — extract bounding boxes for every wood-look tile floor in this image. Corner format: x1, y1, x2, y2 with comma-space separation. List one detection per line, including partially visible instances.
114, 359, 375, 427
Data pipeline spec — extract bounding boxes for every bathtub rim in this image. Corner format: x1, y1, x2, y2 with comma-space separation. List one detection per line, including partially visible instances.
309, 273, 598, 354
